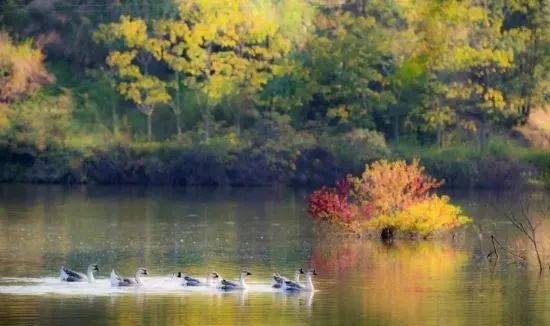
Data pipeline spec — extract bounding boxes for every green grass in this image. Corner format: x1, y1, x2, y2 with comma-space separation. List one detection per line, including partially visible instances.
392, 136, 544, 163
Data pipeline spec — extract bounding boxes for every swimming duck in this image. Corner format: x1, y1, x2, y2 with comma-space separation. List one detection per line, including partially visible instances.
60, 264, 99, 283
206, 272, 221, 286
175, 271, 220, 286
285, 268, 317, 292
272, 268, 304, 289
220, 270, 251, 290
110, 267, 148, 287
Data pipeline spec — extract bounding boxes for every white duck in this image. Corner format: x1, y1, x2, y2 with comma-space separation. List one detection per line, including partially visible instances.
175, 271, 220, 286
220, 270, 251, 290
284, 268, 317, 292
60, 264, 99, 283
110, 267, 148, 287
272, 268, 304, 289
206, 271, 221, 286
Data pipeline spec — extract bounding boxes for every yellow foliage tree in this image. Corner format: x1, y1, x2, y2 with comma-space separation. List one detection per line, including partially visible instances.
160, 0, 293, 138
396, 0, 517, 150
94, 17, 171, 141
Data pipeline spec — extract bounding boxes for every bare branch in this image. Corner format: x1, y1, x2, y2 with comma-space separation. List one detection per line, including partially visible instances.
491, 197, 544, 273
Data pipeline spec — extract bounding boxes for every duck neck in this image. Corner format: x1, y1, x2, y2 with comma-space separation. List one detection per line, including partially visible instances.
135, 271, 143, 286
294, 271, 301, 283
239, 274, 248, 288
305, 274, 314, 291
207, 274, 218, 286
87, 268, 95, 283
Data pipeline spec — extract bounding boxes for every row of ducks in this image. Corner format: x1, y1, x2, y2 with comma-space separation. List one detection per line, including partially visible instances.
59, 264, 317, 292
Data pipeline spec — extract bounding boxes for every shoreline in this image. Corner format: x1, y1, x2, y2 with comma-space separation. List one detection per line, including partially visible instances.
1, 144, 547, 189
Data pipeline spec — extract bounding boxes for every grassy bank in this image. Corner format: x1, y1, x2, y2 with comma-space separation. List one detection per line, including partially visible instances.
1, 135, 548, 189
393, 138, 550, 189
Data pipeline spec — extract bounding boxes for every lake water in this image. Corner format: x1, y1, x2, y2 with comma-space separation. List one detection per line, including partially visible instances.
0, 185, 549, 325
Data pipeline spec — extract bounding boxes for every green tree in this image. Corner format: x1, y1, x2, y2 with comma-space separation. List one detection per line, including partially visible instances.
300, 10, 395, 130
393, 0, 519, 151
497, 0, 549, 125
417, 78, 456, 148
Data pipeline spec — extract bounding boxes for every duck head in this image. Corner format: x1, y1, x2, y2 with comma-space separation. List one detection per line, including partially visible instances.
240, 269, 252, 278
137, 267, 148, 276
85, 264, 99, 273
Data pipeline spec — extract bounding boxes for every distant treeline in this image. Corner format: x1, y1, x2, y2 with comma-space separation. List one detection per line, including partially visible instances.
0, 0, 548, 187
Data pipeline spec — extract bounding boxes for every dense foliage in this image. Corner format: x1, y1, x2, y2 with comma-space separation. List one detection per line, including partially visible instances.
0, 33, 53, 103
308, 160, 471, 238
0, 0, 548, 187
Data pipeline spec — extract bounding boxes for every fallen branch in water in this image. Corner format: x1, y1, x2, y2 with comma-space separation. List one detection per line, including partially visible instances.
487, 234, 527, 262
491, 199, 546, 273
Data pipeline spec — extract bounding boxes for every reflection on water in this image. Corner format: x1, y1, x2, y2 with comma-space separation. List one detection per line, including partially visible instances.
0, 185, 549, 325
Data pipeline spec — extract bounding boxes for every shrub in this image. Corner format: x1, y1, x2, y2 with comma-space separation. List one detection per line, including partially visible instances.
308, 179, 360, 232
366, 195, 471, 238
25, 150, 85, 183
323, 129, 389, 173
421, 158, 478, 188
225, 149, 276, 186
477, 157, 532, 189
2, 91, 73, 150
0, 33, 54, 103
526, 152, 550, 188
308, 159, 470, 239
349, 159, 443, 218
293, 147, 343, 187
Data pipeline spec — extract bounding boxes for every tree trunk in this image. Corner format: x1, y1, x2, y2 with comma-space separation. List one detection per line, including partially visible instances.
112, 99, 118, 136
175, 112, 182, 140
202, 106, 211, 140
147, 113, 153, 142
381, 226, 395, 242
235, 109, 241, 138
436, 125, 443, 148
478, 118, 486, 154
393, 114, 400, 144
174, 71, 183, 140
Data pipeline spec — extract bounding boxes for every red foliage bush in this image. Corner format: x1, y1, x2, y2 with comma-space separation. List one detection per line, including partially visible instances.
307, 178, 359, 229
307, 159, 466, 238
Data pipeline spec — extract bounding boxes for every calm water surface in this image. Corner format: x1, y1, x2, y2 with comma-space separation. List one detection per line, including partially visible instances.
0, 185, 549, 325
